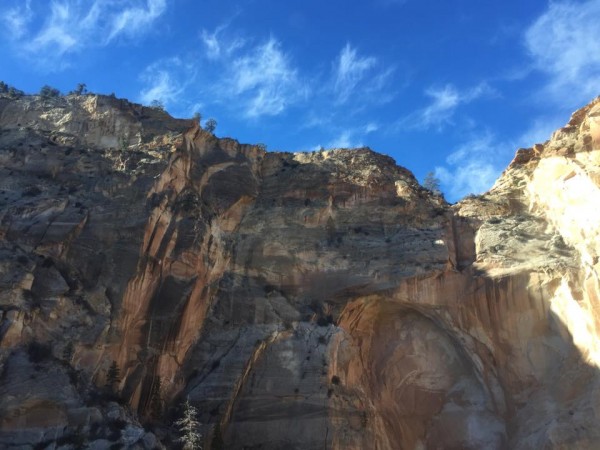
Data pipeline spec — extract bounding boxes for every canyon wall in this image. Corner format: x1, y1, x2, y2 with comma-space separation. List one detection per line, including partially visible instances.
0, 92, 599, 449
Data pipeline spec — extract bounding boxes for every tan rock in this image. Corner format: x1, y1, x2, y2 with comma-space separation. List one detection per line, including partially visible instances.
1, 91, 600, 449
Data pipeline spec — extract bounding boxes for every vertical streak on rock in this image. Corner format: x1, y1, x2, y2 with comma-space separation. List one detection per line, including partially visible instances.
114, 125, 265, 411
219, 331, 285, 434
113, 126, 200, 408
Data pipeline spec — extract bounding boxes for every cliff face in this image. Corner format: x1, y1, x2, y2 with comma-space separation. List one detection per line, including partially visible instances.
0, 92, 599, 449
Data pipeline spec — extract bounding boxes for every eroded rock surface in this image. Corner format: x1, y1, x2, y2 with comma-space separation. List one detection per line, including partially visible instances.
1, 91, 600, 449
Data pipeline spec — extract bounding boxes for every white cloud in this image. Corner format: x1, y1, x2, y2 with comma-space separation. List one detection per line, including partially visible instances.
399, 82, 495, 131
315, 123, 378, 150
364, 122, 379, 134
334, 44, 377, 103
200, 25, 245, 60
108, 0, 166, 42
525, 0, 600, 106
190, 34, 306, 118
435, 131, 512, 200
326, 131, 357, 149
2, 0, 33, 39
139, 57, 197, 110
0, 0, 168, 68
138, 32, 307, 118
28, 1, 78, 56
225, 37, 307, 117
201, 29, 222, 59
331, 43, 395, 105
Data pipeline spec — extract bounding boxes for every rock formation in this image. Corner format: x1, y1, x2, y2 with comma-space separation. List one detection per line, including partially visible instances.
0, 90, 599, 449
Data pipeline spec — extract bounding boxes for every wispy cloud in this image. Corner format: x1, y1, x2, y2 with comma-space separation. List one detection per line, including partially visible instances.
201, 28, 222, 60
108, 0, 166, 41
332, 43, 394, 104
314, 123, 379, 150
2, 0, 33, 39
518, 116, 563, 148
0, 0, 168, 68
399, 82, 495, 131
222, 37, 307, 118
525, 0, 600, 106
139, 57, 197, 109
325, 130, 357, 149
435, 131, 512, 200
334, 44, 376, 103
200, 25, 245, 60
28, 1, 79, 56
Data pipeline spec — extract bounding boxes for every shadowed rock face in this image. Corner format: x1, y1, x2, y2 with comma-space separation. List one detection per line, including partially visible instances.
1, 92, 600, 449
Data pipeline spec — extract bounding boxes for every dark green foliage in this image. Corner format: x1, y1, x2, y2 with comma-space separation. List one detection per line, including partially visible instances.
204, 118, 217, 133
331, 375, 340, 385
106, 360, 121, 389
8, 87, 24, 98
150, 99, 165, 111
147, 192, 167, 209
174, 190, 201, 213
23, 185, 42, 197
423, 171, 442, 195
74, 83, 87, 95
325, 216, 337, 245
40, 85, 61, 99
149, 376, 162, 420
1, 81, 24, 98
317, 315, 334, 327
120, 135, 129, 152
108, 418, 127, 432
62, 341, 74, 362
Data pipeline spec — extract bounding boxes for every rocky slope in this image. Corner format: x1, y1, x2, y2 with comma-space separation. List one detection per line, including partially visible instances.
0, 91, 599, 449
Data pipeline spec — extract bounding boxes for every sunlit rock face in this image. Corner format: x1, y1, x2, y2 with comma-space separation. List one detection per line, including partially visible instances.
1, 91, 600, 449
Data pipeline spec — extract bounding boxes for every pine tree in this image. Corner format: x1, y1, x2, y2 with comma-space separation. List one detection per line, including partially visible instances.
74, 83, 87, 95
39, 85, 60, 99
106, 360, 121, 390
204, 118, 217, 134
149, 376, 162, 420
175, 398, 202, 450
150, 99, 165, 111
423, 171, 442, 196
62, 341, 74, 362
7, 87, 24, 98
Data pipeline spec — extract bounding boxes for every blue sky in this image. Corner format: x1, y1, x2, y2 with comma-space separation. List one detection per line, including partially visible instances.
1, 0, 600, 201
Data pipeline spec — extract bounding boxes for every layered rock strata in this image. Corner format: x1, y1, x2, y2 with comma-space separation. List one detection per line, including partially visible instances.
0, 92, 599, 449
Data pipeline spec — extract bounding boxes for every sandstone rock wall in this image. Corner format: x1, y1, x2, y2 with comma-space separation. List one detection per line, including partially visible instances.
1, 92, 599, 449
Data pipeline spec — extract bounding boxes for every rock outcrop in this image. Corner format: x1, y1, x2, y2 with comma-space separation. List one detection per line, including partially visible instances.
1, 91, 599, 449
